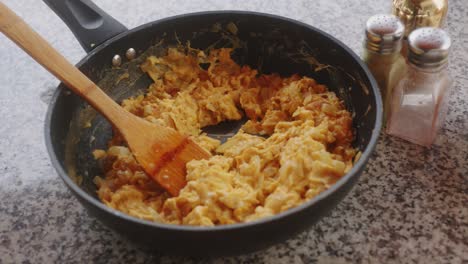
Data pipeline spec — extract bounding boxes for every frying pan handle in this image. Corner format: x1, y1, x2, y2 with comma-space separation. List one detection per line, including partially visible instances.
43, 0, 127, 52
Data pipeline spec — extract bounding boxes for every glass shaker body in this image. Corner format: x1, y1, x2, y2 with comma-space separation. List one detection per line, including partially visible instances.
386, 64, 452, 146
363, 50, 407, 123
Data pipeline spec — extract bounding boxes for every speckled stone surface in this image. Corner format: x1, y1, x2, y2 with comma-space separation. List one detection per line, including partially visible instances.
0, 0, 466, 263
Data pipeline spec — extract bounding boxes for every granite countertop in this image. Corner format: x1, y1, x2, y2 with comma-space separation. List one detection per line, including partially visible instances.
0, 0, 466, 263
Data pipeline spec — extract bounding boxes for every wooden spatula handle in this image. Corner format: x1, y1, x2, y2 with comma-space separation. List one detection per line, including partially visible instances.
0, 2, 127, 124
0, 3, 212, 195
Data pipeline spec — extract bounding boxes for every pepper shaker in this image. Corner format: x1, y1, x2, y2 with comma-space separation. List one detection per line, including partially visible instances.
362, 14, 407, 123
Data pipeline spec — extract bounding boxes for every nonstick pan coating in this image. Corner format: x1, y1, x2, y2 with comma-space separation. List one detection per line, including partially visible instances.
44, 3, 381, 256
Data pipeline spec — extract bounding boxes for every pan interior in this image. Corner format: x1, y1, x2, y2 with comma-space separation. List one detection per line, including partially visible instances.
53, 13, 376, 200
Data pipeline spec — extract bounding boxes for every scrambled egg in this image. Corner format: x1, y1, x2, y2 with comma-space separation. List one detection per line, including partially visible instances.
93, 48, 356, 226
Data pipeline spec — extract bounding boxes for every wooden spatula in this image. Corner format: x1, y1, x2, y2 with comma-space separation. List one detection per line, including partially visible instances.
0, 3, 210, 196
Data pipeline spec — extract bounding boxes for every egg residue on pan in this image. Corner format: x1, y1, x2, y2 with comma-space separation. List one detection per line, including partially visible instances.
93, 47, 356, 226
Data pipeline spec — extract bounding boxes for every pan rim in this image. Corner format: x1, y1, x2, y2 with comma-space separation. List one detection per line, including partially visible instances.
44, 10, 382, 232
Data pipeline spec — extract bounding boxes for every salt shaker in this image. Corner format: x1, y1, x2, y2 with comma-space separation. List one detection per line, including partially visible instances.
362, 14, 407, 122
392, 0, 449, 58
386, 27, 452, 146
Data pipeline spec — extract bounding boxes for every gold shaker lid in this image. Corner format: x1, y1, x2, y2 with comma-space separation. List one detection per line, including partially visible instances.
408, 27, 451, 68
365, 14, 405, 54
392, 0, 448, 37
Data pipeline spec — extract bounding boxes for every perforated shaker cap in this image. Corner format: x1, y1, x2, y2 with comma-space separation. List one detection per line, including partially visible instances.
408, 27, 451, 68
365, 14, 405, 54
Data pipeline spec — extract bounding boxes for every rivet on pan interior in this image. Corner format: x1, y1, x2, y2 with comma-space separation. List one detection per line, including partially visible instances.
126, 48, 136, 60
112, 54, 122, 67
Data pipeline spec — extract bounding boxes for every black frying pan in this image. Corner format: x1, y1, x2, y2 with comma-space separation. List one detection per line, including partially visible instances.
43, 0, 382, 256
